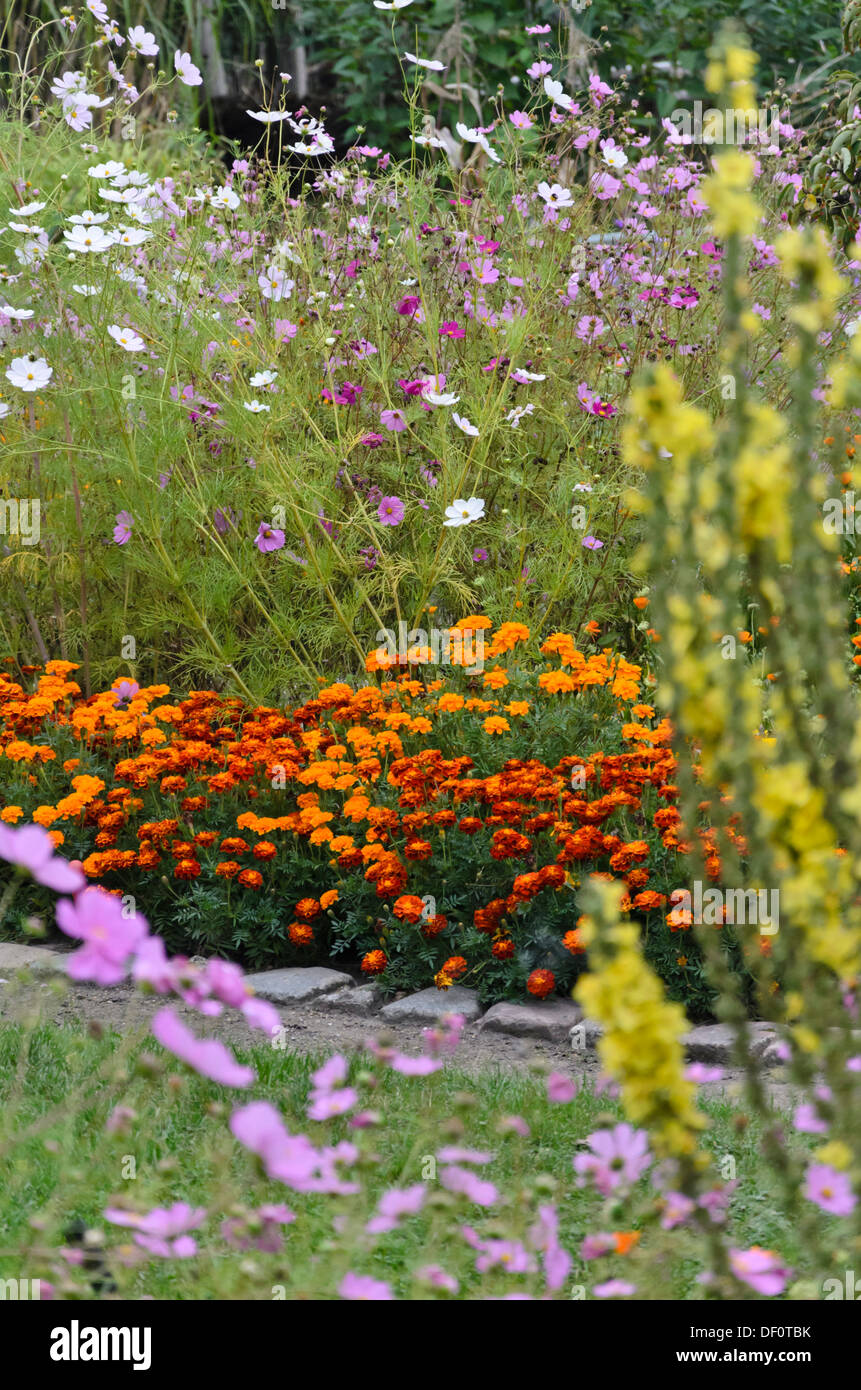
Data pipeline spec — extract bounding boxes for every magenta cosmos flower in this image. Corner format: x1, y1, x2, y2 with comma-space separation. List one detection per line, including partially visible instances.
151, 1006, 255, 1088
803, 1163, 857, 1216
0, 823, 85, 894
729, 1246, 792, 1296
56, 886, 149, 984
377, 495, 405, 526
254, 521, 285, 552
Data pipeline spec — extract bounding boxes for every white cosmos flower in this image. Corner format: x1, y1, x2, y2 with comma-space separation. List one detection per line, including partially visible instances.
50, 71, 86, 100
250, 369, 277, 388
175, 51, 203, 87
537, 180, 573, 209
414, 133, 446, 148
845, 318, 861, 337
444, 496, 486, 527
14, 239, 46, 268
8, 222, 39, 234
373, 0, 414, 8
6, 355, 52, 391
602, 146, 628, 169
511, 368, 546, 382
0, 305, 34, 320
11, 202, 46, 216
258, 267, 294, 301
243, 399, 270, 413
0, 402, 10, 419
127, 26, 158, 56
246, 109, 291, 123
210, 187, 240, 211
452, 411, 479, 436
71, 284, 99, 296
404, 52, 446, 70
99, 187, 147, 205
424, 390, 459, 406
290, 132, 335, 156
506, 403, 535, 427
114, 226, 152, 247
107, 324, 145, 352
63, 223, 114, 253
68, 209, 110, 224
455, 121, 501, 164
88, 161, 126, 179
543, 77, 574, 111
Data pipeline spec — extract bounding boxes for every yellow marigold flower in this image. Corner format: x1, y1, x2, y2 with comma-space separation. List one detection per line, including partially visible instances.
505, 701, 530, 716
539, 670, 578, 694
0, 806, 24, 824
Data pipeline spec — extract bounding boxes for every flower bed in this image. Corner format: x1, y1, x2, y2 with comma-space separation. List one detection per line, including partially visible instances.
0, 617, 761, 1015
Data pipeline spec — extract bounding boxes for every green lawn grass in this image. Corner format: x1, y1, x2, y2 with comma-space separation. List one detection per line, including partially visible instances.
0, 1020, 831, 1300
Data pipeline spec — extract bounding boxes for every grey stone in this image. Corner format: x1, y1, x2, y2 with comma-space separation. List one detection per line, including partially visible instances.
379, 985, 482, 1024
317, 984, 382, 1015
242, 966, 354, 1003
682, 1022, 779, 1064
478, 998, 582, 1042
0, 942, 68, 976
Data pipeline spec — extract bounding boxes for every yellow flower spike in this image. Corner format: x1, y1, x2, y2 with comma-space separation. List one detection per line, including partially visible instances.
815, 1141, 852, 1171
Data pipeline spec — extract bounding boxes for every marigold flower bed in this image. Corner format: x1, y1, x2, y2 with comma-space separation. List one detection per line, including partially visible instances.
0, 620, 761, 1014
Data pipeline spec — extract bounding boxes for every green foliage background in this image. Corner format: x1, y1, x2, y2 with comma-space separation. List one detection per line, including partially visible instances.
1, 0, 846, 149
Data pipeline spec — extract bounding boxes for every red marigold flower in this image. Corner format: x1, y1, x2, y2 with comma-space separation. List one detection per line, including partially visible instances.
404, 838, 433, 861
361, 949, 388, 975
526, 968, 555, 999
491, 936, 515, 960
252, 840, 277, 860
219, 837, 250, 855
174, 858, 201, 881
238, 868, 263, 889
441, 955, 467, 980
294, 896, 322, 921
421, 913, 448, 939
337, 848, 364, 869
216, 860, 242, 879
457, 817, 483, 835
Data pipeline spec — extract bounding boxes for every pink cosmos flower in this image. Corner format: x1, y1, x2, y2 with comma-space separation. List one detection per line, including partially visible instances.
0, 823, 85, 894
573, 1123, 651, 1195
255, 521, 285, 552
230, 1101, 360, 1194
511, 111, 534, 130
582, 535, 604, 550
380, 408, 407, 432
377, 496, 405, 526
416, 1264, 459, 1293
151, 1007, 255, 1088
113, 510, 133, 544
530, 1205, 572, 1291
546, 1072, 577, 1103
111, 678, 139, 705
661, 1191, 695, 1230
594, 1279, 636, 1298
338, 1272, 394, 1300
439, 320, 465, 338
397, 295, 420, 317
366, 1184, 426, 1234
105, 1201, 207, 1258
803, 1164, 857, 1216
56, 887, 149, 984
389, 1053, 442, 1076
221, 1204, 294, 1252
439, 1165, 498, 1205
729, 1246, 792, 1295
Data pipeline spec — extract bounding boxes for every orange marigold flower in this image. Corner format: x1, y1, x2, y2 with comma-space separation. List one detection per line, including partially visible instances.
392, 894, 424, 924
253, 841, 277, 861
294, 896, 322, 921
633, 596, 649, 610
562, 929, 586, 955
216, 860, 242, 879
361, 949, 388, 975
421, 913, 448, 939
238, 869, 263, 889
174, 858, 201, 881
288, 921, 314, 946
404, 838, 433, 861
220, 837, 249, 855
320, 889, 339, 910
526, 968, 555, 999
483, 716, 510, 735
1, 805, 24, 824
